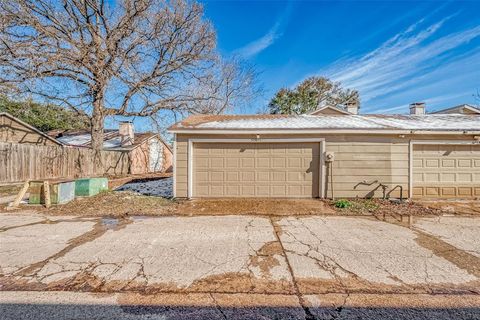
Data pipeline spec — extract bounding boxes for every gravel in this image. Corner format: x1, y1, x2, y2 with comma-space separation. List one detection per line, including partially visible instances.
115, 177, 173, 198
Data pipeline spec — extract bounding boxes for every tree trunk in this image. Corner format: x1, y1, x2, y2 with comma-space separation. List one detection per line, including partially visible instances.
91, 101, 104, 152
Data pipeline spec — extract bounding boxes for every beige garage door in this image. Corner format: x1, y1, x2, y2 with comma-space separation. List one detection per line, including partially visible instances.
193, 142, 320, 198
413, 144, 480, 198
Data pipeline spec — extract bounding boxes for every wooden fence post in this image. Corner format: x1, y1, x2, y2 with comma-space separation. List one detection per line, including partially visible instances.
43, 181, 51, 208
10, 180, 30, 208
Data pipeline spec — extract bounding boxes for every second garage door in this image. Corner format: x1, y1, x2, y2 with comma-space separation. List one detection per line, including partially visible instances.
413, 144, 480, 198
193, 142, 320, 198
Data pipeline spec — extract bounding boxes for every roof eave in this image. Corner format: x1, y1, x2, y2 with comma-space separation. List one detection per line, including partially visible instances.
169, 128, 480, 135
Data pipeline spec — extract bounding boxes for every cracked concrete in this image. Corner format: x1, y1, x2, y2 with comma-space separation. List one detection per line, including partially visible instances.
276, 216, 479, 294
1, 212, 480, 319
1, 215, 293, 294
414, 217, 480, 258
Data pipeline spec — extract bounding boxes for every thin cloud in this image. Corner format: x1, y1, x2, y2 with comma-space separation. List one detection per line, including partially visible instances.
235, 21, 283, 58
234, 3, 293, 59
321, 15, 480, 112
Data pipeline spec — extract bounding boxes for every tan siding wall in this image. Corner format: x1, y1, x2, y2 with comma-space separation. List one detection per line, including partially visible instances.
176, 138, 188, 197
174, 133, 477, 199
0, 115, 57, 145
325, 140, 409, 198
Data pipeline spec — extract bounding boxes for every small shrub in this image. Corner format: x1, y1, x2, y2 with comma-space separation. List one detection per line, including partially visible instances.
334, 199, 352, 208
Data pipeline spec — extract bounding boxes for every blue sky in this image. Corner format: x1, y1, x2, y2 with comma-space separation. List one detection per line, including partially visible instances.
203, 0, 480, 114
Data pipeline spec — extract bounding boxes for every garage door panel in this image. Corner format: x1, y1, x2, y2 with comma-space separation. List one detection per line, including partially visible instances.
226, 171, 239, 181
413, 144, 480, 199
210, 158, 224, 168
226, 185, 240, 196
226, 158, 239, 168
458, 159, 472, 167
256, 171, 270, 182
272, 158, 286, 168
241, 158, 254, 168
256, 157, 270, 168
241, 171, 255, 181
193, 142, 320, 197
442, 159, 455, 167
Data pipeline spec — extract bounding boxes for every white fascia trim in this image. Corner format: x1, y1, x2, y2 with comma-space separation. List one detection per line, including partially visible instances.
170, 129, 480, 135
172, 133, 177, 198
189, 138, 325, 143
187, 137, 326, 199
408, 140, 413, 199
187, 139, 193, 198
411, 140, 480, 145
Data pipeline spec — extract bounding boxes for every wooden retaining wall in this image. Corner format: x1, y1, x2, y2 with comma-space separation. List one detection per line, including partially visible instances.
0, 142, 130, 184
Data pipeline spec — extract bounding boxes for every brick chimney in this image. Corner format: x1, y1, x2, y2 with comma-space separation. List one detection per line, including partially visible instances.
409, 102, 426, 115
345, 101, 359, 115
119, 121, 134, 146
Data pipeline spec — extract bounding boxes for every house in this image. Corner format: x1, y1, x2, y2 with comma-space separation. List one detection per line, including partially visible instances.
168, 102, 480, 200
309, 101, 359, 115
0, 112, 62, 146
49, 122, 173, 174
432, 104, 480, 115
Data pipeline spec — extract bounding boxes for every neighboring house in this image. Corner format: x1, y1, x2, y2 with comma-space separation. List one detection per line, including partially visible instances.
309, 101, 359, 115
431, 104, 480, 115
0, 112, 62, 146
169, 103, 480, 200
49, 122, 173, 174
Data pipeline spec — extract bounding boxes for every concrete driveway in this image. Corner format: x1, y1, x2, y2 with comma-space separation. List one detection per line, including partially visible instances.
1, 213, 479, 319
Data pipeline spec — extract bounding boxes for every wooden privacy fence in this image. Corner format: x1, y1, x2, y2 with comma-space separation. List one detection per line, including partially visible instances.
0, 142, 130, 183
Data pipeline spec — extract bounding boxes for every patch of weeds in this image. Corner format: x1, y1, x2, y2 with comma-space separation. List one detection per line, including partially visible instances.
334, 199, 352, 208
333, 199, 380, 215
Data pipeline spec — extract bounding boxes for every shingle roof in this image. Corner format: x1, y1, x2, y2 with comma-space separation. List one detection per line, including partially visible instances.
169, 114, 480, 132
48, 129, 157, 149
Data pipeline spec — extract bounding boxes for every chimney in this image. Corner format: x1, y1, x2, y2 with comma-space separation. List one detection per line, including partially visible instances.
119, 121, 134, 146
345, 101, 359, 115
409, 102, 425, 115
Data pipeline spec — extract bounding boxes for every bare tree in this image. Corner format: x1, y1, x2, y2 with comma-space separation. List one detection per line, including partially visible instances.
0, 0, 254, 151
183, 57, 261, 115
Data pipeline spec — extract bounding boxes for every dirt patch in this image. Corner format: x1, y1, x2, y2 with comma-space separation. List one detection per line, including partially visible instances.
416, 200, 480, 216
0, 270, 295, 295
249, 242, 284, 277
8, 195, 469, 218
332, 199, 447, 217
296, 277, 480, 295
34, 191, 178, 217
22, 196, 337, 217
176, 198, 335, 216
